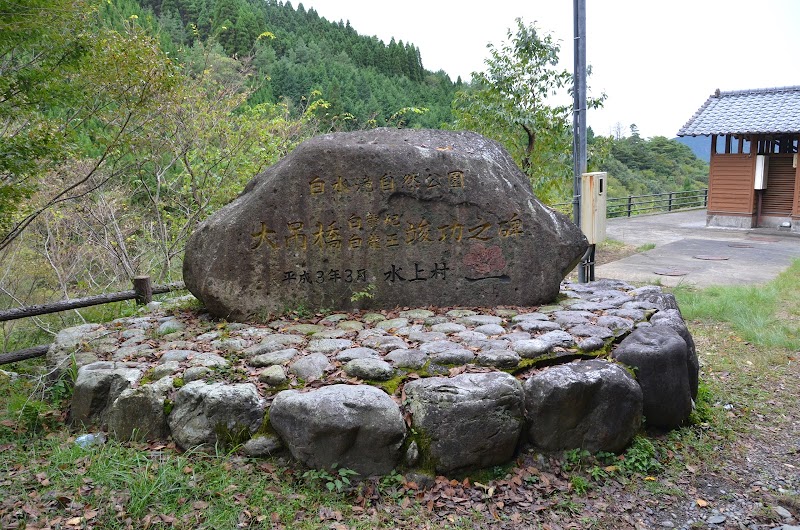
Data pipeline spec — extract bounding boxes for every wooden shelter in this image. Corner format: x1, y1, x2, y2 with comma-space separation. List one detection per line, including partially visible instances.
678, 86, 800, 232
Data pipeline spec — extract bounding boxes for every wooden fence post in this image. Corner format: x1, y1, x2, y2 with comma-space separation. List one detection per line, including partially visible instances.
133, 276, 153, 305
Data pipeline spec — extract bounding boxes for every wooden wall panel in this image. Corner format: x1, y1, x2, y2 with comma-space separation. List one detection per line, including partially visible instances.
708, 155, 755, 214
762, 155, 796, 215
793, 158, 800, 218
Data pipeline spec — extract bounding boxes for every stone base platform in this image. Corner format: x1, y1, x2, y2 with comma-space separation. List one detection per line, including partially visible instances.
50, 279, 699, 477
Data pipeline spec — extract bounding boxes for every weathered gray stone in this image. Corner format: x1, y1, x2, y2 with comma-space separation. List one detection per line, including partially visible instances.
474, 324, 506, 336
446, 309, 476, 318
289, 353, 332, 381
250, 348, 299, 367
430, 322, 467, 334
512, 312, 550, 322
270, 384, 406, 476
512, 339, 551, 358
399, 309, 435, 319
211, 338, 247, 352
501, 331, 532, 342
605, 308, 646, 322
311, 329, 350, 339
612, 326, 692, 429
408, 331, 448, 343
553, 312, 590, 327
108, 376, 174, 441
429, 348, 475, 365
537, 304, 561, 313
596, 315, 635, 333
159, 350, 193, 363
385, 348, 428, 369
514, 320, 561, 333
183, 129, 586, 319
335, 347, 380, 362
284, 323, 325, 336
158, 319, 185, 335
393, 325, 424, 337
242, 434, 284, 457
537, 330, 576, 349
632, 288, 680, 311
70, 362, 143, 428
568, 301, 609, 311
578, 336, 606, 352
322, 313, 349, 323
648, 309, 699, 400
307, 338, 353, 353
375, 318, 410, 330
419, 340, 460, 353
361, 335, 408, 351
568, 324, 615, 340
244, 335, 305, 356
196, 331, 220, 341
188, 352, 229, 369
404, 372, 525, 474
337, 320, 364, 331
475, 350, 520, 369
344, 358, 395, 380
183, 366, 211, 383
151, 361, 180, 380
523, 360, 643, 453
168, 381, 264, 451
460, 315, 503, 326
46, 324, 106, 382
112, 345, 152, 361
258, 365, 287, 386
362, 313, 386, 323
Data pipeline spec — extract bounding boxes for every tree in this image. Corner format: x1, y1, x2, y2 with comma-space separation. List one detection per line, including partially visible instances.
0, 0, 179, 252
452, 18, 604, 203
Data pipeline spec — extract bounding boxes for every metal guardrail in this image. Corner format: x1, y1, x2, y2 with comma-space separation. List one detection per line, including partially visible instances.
553, 188, 708, 218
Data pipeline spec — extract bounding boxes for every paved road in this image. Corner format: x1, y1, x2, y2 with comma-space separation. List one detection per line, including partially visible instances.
594, 209, 800, 288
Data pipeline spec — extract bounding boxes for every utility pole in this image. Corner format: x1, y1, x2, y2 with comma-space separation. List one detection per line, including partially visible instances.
573, 0, 590, 283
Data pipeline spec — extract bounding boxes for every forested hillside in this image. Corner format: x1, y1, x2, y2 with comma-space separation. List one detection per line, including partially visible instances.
137, 0, 461, 129
595, 127, 708, 198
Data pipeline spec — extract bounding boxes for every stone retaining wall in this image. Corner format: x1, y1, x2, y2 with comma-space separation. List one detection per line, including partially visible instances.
51, 279, 699, 477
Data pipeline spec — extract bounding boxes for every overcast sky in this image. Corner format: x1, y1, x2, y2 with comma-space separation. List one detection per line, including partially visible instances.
298, 0, 800, 139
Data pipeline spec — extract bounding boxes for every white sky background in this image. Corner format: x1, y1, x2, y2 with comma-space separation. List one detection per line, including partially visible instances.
298, 0, 800, 139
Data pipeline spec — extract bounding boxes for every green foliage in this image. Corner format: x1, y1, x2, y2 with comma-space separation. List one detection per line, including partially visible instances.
619, 436, 663, 476
453, 18, 605, 204
689, 382, 714, 424
302, 465, 359, 494
349, 284, 376, 303
569, 475, 590, 495
562, 448, 591, 472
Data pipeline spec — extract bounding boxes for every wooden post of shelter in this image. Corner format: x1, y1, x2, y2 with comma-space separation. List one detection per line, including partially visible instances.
133, 276, 153, 305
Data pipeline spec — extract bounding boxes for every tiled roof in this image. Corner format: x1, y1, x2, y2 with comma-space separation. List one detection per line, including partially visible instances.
677, 86, 800, 136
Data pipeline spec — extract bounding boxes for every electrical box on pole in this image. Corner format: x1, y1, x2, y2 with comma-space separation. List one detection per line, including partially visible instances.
580, 172, 607, 244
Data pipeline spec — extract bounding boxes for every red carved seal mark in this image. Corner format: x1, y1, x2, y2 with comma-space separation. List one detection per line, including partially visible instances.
462, 243, 507, 275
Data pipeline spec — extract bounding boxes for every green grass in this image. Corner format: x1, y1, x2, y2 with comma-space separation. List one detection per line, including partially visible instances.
635, 242, 656, 252
672, 258, 800, 351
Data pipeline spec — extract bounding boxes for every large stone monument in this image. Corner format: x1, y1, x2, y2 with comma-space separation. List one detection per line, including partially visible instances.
184, 128, 587, 320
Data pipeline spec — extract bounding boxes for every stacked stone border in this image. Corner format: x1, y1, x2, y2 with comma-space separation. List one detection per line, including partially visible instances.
50, 279, 699, 477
